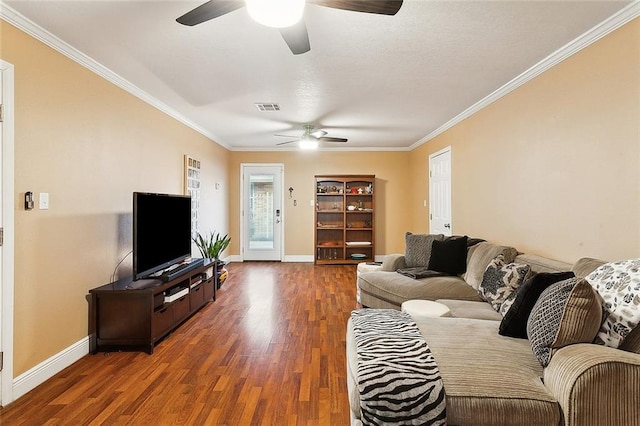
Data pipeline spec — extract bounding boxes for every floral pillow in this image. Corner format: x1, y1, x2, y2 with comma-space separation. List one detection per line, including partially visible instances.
586, 259, 640, 348
478, 254, 531, 313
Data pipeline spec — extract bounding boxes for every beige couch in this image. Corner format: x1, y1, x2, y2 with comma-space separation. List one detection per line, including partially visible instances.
347, 242, 640, 425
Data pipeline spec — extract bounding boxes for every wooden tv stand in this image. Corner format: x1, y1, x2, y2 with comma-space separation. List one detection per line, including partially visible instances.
89, 259, 216, 354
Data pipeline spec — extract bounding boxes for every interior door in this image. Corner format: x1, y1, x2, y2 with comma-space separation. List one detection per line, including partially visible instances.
0, 64, 4, 405
429, 147, 452, 236
0, 60, 15, 406
241, 164, 283, 261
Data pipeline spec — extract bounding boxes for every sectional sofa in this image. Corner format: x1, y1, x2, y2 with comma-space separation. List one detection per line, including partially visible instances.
347, 240, 640, 425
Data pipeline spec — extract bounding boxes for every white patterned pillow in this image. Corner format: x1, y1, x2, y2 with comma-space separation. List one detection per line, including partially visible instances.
478, 254, 531, 313
586, 259, 640, 348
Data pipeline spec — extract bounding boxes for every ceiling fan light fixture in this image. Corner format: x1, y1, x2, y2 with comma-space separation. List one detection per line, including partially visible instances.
299, 139, 319, 150
246, 0, 305, 28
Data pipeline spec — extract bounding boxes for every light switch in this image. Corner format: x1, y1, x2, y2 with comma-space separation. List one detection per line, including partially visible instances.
39, 193, 49, 210
309, 199, 315, 206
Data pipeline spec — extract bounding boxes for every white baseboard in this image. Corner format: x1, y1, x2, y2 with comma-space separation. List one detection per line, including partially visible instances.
283, 255, 314, 262
13, 336, 89, 401
227, 254, 386, 263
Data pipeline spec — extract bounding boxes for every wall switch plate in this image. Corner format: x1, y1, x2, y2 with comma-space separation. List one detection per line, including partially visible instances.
310, 199, 315, 206
39, 193, 49, 210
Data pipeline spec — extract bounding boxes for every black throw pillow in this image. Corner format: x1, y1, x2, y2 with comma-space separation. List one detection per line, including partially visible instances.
427, 235, 468, 275
499, 271, 576, 338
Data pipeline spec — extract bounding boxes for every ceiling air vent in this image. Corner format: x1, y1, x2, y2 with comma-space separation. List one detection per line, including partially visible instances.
255, 103, 280, 112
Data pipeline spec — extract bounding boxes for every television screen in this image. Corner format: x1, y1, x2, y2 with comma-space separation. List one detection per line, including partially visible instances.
133, 192, 192, 280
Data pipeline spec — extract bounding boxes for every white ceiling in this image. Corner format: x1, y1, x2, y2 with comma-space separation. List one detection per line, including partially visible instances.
1, 0, 633, 150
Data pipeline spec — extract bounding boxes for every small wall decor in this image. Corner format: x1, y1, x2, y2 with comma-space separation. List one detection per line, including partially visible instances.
184, 155, 201, 238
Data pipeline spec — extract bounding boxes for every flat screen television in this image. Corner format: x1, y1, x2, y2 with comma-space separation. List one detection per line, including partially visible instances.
133, 192, 192, 280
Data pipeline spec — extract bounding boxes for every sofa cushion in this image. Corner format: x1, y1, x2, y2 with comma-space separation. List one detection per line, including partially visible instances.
436, 299, 503, 321
357, 271, 481, 309
499, 271, 576, 339
428, 235, 468, 275
380, 253, 406, 271
463, 242, 518, 290
527, 278, 602, 367
586, 259, 640, 348
478, 254, 531, 313
572, 257, 606, 279
404, 232, 444, 268
515, 253, 572, 274
417, 317, 560, 425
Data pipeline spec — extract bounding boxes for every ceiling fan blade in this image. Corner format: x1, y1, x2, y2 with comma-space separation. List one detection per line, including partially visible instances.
176, 1, 244, 26
319, 137, 348, 143
279, 20, 311, 55
276, 139, 301, 146
274, 134, 299, 138
310, 0, 403, 15
311, 130, 328, 138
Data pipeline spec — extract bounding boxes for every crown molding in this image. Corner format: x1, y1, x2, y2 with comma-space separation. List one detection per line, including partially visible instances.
0, 3, 231, 150
410, 1, 640, 150
230, 145, 411, 152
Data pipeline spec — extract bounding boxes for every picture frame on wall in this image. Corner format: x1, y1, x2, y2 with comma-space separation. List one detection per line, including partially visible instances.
184, 155, 201, 238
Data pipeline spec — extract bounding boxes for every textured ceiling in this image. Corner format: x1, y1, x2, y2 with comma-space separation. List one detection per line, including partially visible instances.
2, 0, 633, 150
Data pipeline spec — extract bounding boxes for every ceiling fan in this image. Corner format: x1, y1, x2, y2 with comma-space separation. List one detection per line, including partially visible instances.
276, 125, 348, 149
176, 0, 403, 55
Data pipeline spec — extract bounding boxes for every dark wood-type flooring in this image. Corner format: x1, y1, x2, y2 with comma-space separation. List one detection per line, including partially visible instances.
0, 262, 358, 425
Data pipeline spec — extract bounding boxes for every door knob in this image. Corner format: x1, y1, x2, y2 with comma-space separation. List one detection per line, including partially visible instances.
444, 223, 451, 229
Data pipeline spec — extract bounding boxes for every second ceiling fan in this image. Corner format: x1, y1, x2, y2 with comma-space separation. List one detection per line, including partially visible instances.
176, 0, 404, 55
276, 125, 347, 149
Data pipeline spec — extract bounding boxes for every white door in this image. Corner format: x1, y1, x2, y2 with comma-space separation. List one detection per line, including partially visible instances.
1, 60, 16, 406
241, 164, 283, 261
0, 64, 4, 405
429, 147, 452, 236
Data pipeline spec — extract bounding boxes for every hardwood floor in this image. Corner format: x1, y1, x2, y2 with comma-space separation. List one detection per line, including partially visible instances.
0, 262, 358, 425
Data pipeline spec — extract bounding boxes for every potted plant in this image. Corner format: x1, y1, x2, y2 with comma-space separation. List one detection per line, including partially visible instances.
193, 231, 231, 260
193, 231, 231, 288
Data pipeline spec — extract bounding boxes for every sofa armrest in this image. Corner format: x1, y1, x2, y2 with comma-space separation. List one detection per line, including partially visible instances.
381, 254, 406, 271
544, 343, 640, 426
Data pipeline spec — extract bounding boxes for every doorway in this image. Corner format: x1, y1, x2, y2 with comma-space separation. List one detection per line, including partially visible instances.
240, 164, 283, 261
429, 147, 452, 236
1, 60, 16, 406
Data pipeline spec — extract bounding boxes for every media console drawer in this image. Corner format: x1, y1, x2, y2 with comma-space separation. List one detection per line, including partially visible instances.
153, 305, 174, 340
190, 284, 205, 309
173, 294, 190, 323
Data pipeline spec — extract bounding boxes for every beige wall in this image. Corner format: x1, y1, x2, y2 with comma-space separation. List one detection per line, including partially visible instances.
411, 19, 640, 262
1, 22, 229, 376
227, 151, 412, 257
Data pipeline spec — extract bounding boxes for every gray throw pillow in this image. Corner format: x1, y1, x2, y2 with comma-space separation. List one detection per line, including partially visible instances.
404, 232, 444, 268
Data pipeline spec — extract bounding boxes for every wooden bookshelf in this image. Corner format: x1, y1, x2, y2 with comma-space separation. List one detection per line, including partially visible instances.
314, 175, 375, 265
